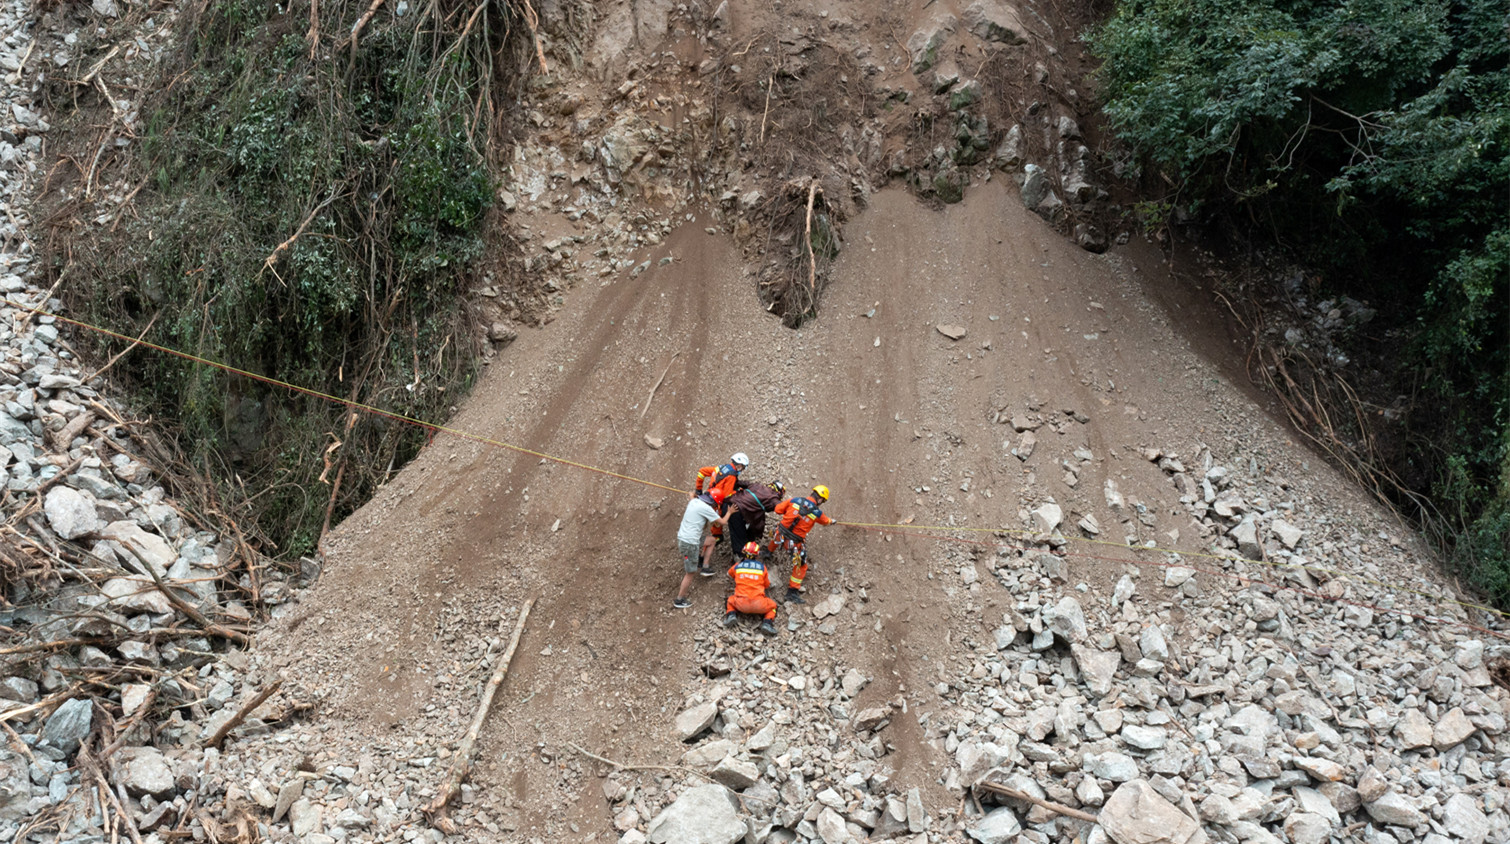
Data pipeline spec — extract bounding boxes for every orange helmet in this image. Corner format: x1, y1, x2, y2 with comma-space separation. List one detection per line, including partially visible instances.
741, 541, 761, 558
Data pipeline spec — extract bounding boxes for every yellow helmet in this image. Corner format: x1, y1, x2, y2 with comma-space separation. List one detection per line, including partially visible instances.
812, 484, 830, 502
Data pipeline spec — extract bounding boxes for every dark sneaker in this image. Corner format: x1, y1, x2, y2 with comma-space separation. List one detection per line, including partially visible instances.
784, 588, 806, 604
699, 565, 716, 577
759, 620, 778, 637
722, 611, 738, 628
672, 597, 691, 609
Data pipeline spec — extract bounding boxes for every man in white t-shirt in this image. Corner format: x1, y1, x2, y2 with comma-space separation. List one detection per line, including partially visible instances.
674, 490, 730, 609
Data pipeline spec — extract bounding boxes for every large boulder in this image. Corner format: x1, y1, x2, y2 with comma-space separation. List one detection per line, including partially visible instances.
44, 487, 102, 539
43, 697, 93, 756
0, 749, 31, 821
117, 746, 176, 799
675, 702, 718, 742
967, 806, 1022, 844
962, 0, 1028, 44
101, 577, 174, 616
100, 521, 176, 576
646, 783, 745, 844
1099, 780, 1208, 844
907, 13, 957, 73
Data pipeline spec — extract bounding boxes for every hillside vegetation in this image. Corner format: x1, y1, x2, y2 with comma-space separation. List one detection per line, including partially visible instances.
64, 0, 533, 556
1092, 0, 1510, 603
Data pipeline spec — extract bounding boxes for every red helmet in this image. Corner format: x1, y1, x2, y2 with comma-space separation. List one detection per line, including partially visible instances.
742, 542, 761, 558
710, 489, 727, 507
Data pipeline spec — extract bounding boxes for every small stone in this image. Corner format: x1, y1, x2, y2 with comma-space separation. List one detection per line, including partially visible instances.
1293, 757, 1345, 782
289, 799, 322, 837
644, 434, 664, 450
1164, 566, 1195, 587
1282, 812, 1331, 844
1043, 595, 1086, 642
1355, 767, 1388, 803
1120, 725, 1167, 750
1085, 752, 1138, 783
43, 487, 102, 540
709, 757, 758, 790
1032, 502, 1063, 533
936, 324, 968, 340
1072, 645, 1120, 697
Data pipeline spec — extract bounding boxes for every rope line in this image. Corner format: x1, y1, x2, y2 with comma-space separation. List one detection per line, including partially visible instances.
7, 296, 1504, 637
3, 298, 684, 495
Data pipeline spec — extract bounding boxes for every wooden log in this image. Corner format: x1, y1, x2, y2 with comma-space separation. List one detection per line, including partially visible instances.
203, 680, 282, 750
423, 598, 535, 833
975, 780, 1099, 823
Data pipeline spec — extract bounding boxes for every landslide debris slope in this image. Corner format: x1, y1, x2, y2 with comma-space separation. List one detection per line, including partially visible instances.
2, 2, 1506, 844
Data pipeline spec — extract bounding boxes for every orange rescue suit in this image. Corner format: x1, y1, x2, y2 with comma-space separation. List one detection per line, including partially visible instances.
726, 557, 778, 620
774, 496, 832, 539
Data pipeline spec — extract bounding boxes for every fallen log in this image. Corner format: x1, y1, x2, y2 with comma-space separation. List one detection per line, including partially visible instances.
423, 598, 535, 834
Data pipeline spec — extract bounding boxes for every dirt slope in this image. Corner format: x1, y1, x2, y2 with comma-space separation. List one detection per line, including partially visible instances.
247, 171, 1352, 838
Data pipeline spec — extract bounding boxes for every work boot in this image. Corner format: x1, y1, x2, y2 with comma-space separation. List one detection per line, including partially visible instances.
722, 611, 738, 628
759, 619, 778, 637
784, 587, 805, 604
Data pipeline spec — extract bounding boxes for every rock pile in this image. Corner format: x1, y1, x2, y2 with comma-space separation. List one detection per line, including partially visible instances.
1, 5, 300, 831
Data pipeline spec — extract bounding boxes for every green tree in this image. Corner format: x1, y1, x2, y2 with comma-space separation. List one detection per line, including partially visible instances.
1093, 0, 1510, 604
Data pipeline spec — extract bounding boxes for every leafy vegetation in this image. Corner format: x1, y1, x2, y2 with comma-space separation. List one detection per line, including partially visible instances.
62, 0, 531, 559
1092, 0, 1510, 605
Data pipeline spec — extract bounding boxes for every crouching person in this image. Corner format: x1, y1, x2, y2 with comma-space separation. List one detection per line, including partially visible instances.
722, 542, 779, 637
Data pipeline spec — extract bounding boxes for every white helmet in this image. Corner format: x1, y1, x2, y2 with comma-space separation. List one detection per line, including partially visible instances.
730, 452, 750, 468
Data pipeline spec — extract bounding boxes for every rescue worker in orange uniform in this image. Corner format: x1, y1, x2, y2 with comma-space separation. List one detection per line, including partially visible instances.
768, 485, 833, 604
723, 541, 779, 637
691, 452, 749, 573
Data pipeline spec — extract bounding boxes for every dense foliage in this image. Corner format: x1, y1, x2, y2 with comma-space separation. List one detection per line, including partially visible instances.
1092, 0, 1509, 604
67, 0, 526, 557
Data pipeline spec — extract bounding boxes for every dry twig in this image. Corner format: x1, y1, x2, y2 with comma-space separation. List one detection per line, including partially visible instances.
204, 680, 283, 749
639, 352, 680, 421
975, 780, 1098, 823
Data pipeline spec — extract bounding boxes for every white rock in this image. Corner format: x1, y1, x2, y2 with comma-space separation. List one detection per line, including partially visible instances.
1271, 519, 1303, 549
117, 746, 175, 798
1072, 645, 1120, 697
1044, 596, 1087, 642
1441, 793, 1490, 844
1395, 709, 1433, 749
1138, 625, 1168, 662
1032, 502, 1063, 533
1432, 707, 1475, 750
1163, 566, 1195, 587
966, 806, 1022, 844
43, 487, 102, 539
1363, 791, 1425, 828
646, 784, 744, 844
1282, 812, 1330, 844
1099, 779, 1207, 844
675, 702, 718, 742
1085, 752, 1138, 783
